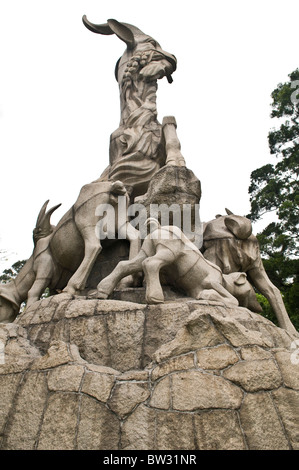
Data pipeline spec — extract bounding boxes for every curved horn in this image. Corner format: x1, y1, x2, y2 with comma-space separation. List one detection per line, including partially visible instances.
82, 15, 114, 35
225, 208, 234, 215
44, 203, 62, 226
82, 16, 136, 49
33, 201, 61, 244
107, 19, 135, 49
35, 200, 50, 228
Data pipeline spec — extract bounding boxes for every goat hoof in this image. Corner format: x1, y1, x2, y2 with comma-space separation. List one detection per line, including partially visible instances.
96, 290, 109, 300
87, 289, 98, 299
146, 296, 164, 304
63, 286, 77, 295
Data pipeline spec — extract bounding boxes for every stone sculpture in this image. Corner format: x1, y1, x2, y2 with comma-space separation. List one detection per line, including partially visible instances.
0, 17, 298, 452
202, 209, 298, 335
82, 17, 184, 199
0, 17, 296, 341
95, 218, 262, 312
0, 181, 140, 323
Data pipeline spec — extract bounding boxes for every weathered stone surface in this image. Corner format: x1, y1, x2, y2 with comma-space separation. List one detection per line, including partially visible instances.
151, 353, 195, 381
52, 295, 74, 321
3, 371, 48, 449
106, 309, 145, 371
196, 344, 239, 370
37, 393, 79, 450
240, 345, 272, 361
31, 340, 78, 370
81, 371, 115, 403
77, 395, 120, 450
240, 392, 290, 450
153, 311, 224, 362
47, 364, 85, 392
194, 410, 246, 450
210, 312, 273, 347
172, 371, 243, 410
121, 405, 156, 450
151, 370, 243, 411
96, 299, 145, 314
109, 382, 150, 417
1, 298, 298, 450
143, 303, 190, 365
150, 376, 171, 410
155, 411, 195, 450
223, 359, 282, 392
275, 351, 299, 390
85, 363, 120, 375
118, 370, 149, 381
28, 322, 57, 355
30, 301, 57, 324
0, 324, 40, 373
64, 298, 99, 318
272, 388, 299, 450
0, 374, 22, 436
69, 316, 110, 366
258, 323, 294, 349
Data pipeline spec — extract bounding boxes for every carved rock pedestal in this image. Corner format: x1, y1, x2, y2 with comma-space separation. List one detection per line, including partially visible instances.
0, 295, 298, 450
135, 165, 202, 244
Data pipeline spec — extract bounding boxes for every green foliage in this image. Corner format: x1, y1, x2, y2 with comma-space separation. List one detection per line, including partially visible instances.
255, 293, 277, 325
0, 260, 27, 284
256, 289, 299, 332
249, 69, 299, 247
0, 259, 50, 307
249, 69, 299, 330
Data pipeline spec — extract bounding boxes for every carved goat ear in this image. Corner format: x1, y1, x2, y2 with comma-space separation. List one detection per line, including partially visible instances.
225, 208, 234, 215
234, 272, 247, 286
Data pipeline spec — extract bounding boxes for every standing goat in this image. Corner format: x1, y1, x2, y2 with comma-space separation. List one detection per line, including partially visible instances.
83, 17, 184, 199
0, 181, 140, 323
202, 209, 297, 335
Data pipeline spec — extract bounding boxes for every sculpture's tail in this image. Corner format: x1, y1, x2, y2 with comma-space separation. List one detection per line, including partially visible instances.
33, 200, 61, 245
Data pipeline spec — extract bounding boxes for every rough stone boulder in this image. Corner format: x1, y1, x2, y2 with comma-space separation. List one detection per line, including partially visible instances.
0, 295, 298, 450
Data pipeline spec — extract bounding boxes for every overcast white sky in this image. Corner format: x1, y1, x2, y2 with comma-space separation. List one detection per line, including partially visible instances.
0, 0, 298, 271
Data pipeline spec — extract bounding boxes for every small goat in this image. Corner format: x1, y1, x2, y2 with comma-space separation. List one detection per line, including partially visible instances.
95, 218, 261, 312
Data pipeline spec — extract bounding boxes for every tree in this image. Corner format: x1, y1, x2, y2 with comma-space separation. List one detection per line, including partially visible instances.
248, 69, 299, 330
0, 260, 27, 284
0, 258, 50, 307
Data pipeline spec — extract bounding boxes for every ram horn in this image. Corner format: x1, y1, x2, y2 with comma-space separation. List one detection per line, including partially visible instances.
82, 16, 136, 49
225, 208, 234, 215
82, 15, 114, 35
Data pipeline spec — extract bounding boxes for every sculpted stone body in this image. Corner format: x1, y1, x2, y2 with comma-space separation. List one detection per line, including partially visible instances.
96, 219, 261, 312
0, 18, 296, 339
202, 209, 297, 335
0, 181, 140, 323
83, 17, 183, 198
0, 17, 298, 452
